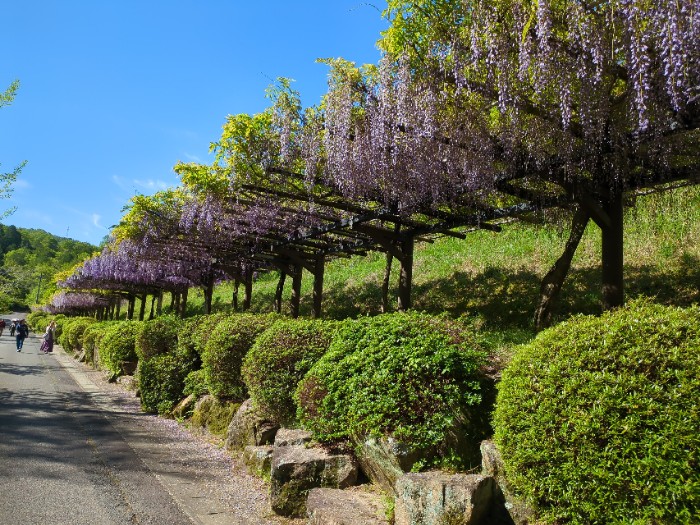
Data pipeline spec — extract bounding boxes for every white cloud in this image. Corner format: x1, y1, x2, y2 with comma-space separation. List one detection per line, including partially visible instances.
133, 178, 170, 192
182, 152, 203, 163
112, 175, 128, 190
92, 214, 105, 229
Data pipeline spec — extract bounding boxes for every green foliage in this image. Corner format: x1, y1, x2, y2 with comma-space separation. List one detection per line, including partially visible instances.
493, 300, 700, 525
135, 314, 180, 361
138, 353, 192, 415
82, 321, 113, 365
183, 368, 209, 398
0, 224, 96, 309
242, 318, 337, 425
296, 313, 487, 467
99, 321, 142, 376
61, 317, 97, 352
202, 313, 277, 401
26, 311, 49, 332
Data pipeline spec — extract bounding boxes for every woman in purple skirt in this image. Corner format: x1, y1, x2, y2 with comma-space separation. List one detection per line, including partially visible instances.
40, 320, 56, 353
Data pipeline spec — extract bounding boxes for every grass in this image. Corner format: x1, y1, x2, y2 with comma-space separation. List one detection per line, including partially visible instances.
160, 186, 700, 350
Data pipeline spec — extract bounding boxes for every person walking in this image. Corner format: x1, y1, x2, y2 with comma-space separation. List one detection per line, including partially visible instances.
10, 320, 16, 337
15, 319, 29, 351
0, 319, 5, 336
40, 320, 56, 353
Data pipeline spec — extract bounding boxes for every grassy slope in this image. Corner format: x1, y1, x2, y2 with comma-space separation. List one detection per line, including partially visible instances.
187, 186, 699, 347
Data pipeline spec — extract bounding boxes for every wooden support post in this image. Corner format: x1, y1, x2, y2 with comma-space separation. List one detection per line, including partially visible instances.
115, 298, 122, 320
149, 295, 156, 320
127, 294, 136, 320
291, 265, 302, 319
138, 293, 147, 321
274, 270, 287, 314
312, 255, 325, 319
156, 291, 163, 316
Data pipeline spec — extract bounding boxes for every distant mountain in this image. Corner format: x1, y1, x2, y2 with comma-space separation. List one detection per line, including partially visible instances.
0, 224, 97, 311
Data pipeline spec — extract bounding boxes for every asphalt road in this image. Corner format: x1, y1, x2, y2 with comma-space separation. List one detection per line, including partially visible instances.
0, 314, 286, 525
0, 328, 200, 525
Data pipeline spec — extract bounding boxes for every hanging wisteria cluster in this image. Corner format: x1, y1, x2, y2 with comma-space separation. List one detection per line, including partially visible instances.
301, 0, 700, 211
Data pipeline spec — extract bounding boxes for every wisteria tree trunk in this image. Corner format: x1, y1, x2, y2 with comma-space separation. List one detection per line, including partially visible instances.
232, 279, 240, 311
180, 287, 188, 318
243, 274, 252, 310
274, 270, 286, 314
382, 251, 393, 313
115, 298, 121, 320
203, 279, 214, 315
601, 189, 625, 310
534, 207, 590, 330
156, 291, 163, 316
397, 237, 414, 312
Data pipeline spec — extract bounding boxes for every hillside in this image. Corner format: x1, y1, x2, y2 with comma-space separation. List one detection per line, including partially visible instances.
195, 185, 700, 344
0, 224, 97, 311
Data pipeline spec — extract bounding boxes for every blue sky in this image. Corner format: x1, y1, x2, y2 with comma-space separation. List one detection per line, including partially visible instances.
0, 1, 387, 246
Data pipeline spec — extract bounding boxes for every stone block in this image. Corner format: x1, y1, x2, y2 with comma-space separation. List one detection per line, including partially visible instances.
274, 428, 312, 447
307, 488, 389, 525
270, 445, 359, 517
243, 445, 273, 479
394, 472, 495, 525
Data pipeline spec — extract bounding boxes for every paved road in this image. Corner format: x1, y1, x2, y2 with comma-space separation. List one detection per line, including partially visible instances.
0, 327, 284, 525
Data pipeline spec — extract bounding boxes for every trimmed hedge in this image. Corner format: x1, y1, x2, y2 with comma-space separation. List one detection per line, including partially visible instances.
82, 321, 113, 366
135, 315, 180, 361
493, 301, 700, 525
61, 317, 97, 352
139, 353, 193, 415
242, 318, 337, 425
99, 321, 142, 376
202, 313, 277, 401
296, 312, 487, 468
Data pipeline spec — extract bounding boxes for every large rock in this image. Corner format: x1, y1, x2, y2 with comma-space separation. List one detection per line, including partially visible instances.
480, 440, 535, 525
243, 445, 274, 480
172, 394, 196, 419
274, 428, 312, 447
270, 445, 359, 517
224, 398, 279, 451
307, 488, 389, 525
354, 436, 424, 495
394, 472, 495, 525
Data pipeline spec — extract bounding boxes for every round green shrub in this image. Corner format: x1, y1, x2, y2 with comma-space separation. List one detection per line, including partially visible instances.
99, 321, 142, 376
296, 312, 487, 468
135, 315, 180, 361
202, 313, 277, 401
242, 318, 337, 425
82, 321, 113, 365
62, 317, 97, 352
26, 311, 49, 332
493, 301, 700, 525
138, 353, 192, 415
183, 369, 209, 398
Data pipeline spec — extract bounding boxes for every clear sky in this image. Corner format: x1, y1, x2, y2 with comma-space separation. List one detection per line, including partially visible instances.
0, 1, 388, 246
